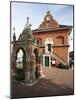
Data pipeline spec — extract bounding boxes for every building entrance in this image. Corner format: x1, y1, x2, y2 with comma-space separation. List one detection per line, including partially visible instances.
45, 56, 49, 67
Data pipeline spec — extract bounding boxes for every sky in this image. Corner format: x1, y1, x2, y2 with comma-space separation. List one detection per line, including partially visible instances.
11, 1, 74, 51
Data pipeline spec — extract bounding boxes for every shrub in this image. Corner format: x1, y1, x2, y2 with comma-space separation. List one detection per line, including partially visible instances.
15, 68, 25, 81
57, 63, 69, 69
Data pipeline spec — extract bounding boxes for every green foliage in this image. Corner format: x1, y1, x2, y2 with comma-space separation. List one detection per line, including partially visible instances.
15, 68, 25, 81
57, 63, 69, 69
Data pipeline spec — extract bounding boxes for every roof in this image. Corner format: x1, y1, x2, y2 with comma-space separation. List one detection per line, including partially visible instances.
32, 11, 72, 34
32, 25, 72, 34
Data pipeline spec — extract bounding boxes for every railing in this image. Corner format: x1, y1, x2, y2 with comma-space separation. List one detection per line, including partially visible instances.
52, 51, 69, 65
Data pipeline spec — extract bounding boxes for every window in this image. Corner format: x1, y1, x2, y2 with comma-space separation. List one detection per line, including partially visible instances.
47, 44, 51, 51
37, 38, 42, 45
56, 35, 64, 45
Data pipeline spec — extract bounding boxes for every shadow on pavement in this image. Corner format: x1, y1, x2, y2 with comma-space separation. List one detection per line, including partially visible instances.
11, 78, 74, 99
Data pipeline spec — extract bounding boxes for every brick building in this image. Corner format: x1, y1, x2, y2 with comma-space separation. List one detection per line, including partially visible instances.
11, 11, 72, 82
32, 11, 72, 67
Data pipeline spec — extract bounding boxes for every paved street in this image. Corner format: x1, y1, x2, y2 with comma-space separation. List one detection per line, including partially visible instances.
11, 67, 74, 99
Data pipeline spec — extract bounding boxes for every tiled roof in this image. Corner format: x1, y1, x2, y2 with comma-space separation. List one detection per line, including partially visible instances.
32, 25, 72, 33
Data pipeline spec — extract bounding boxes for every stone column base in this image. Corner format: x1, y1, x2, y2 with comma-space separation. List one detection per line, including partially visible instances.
25, 71, 35, 83
30, 70, 35, 83
25, 71, 30, 83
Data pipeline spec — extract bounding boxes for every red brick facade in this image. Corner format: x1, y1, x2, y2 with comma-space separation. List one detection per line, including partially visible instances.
32, 11, 72, 66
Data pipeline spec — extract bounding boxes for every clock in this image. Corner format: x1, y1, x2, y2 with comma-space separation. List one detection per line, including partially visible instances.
46, 16, 50, 21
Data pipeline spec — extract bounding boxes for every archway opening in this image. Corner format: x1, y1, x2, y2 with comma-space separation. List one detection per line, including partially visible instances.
16, 49, 24, 69
15, 48, 26, 81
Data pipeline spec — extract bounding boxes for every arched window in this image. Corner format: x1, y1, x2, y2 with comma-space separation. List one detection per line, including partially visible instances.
37, 38, 42, 46
16, 49, 24, 69
56, 35, 64, 45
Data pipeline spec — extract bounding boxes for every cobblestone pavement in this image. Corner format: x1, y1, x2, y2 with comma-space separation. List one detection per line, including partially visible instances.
11, 67, 74, 99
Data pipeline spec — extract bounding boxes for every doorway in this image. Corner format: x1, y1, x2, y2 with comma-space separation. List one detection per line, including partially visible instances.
43, 54, 50, 67
45, 56, 49, 67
